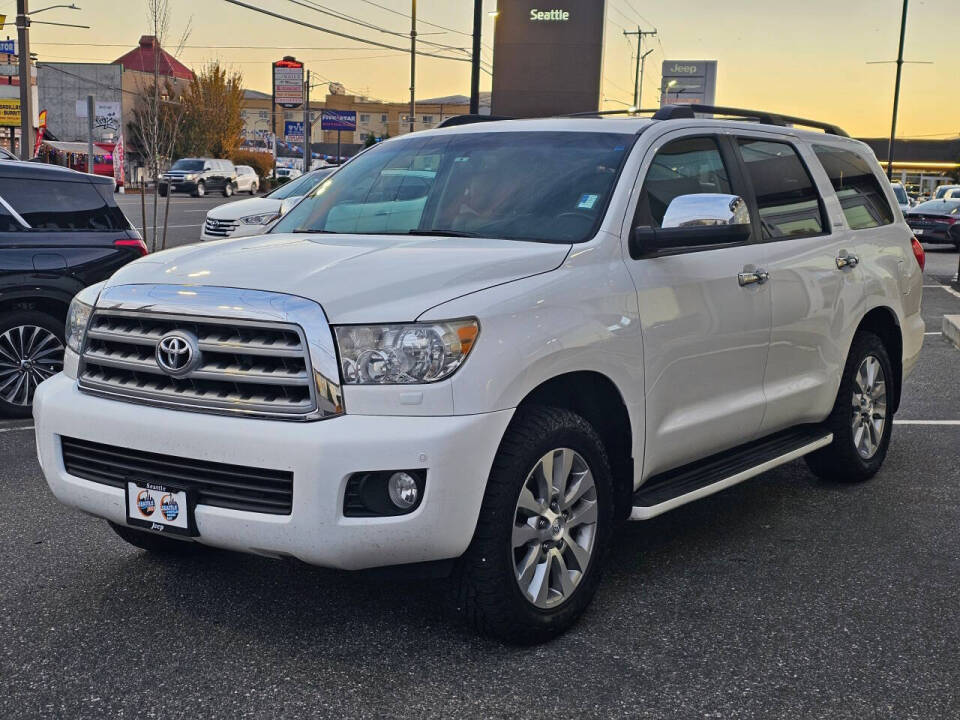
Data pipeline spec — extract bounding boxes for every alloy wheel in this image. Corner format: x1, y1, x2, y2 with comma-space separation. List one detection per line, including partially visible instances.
512, 448, 598, 609
0, 325, 64, 407
851, 355, 887, 459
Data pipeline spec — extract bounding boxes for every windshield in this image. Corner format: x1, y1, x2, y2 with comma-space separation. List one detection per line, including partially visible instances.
891, 185, 908, 203
272, 131, 634, 243
914, 200, 960, 214
266, 169, 333, 200
171, 159, 204, 171
934, 186, 956, 199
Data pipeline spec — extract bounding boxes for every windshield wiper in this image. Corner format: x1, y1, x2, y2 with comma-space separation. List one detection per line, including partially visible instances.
406, 229, 479, 238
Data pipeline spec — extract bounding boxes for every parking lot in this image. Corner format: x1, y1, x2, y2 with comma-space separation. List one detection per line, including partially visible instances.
1, 246, 958, 719
114, 191, 242, 250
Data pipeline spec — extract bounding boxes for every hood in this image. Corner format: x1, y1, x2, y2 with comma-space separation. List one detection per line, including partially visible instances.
105, 233, 571, 323
207, 197, 282, 221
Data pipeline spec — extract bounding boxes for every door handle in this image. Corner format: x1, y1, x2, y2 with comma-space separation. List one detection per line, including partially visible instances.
836, 252, 859, 269
738, 268, 769, 286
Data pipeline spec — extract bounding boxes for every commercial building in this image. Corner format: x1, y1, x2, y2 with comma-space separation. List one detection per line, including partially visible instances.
859, 137, 960, 196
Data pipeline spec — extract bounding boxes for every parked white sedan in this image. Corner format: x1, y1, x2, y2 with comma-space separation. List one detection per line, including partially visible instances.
201, 168, 334, 241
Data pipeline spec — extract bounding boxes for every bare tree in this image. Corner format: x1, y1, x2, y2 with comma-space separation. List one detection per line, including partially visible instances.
126, 0, 191, 252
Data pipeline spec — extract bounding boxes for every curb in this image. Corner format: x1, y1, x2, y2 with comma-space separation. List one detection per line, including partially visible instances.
943, 315, 960, 350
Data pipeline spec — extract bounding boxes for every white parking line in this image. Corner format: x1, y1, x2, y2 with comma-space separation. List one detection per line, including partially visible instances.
925, 331, 943, 336
0, 424, 33, 433
894, 420, 960, 426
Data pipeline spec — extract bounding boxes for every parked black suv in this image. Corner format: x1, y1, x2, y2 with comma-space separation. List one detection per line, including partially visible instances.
159, 158, 238, 198
0, 161, 145, 416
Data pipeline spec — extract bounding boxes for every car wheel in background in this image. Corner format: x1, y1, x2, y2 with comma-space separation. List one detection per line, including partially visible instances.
805, 331, 894, 483
223, 183, 234, 198
449, 406, 614, 644
0, 310, 65, 418
158, 184, 168, 198
193, 181, 205, 198
250, 182, 258, 195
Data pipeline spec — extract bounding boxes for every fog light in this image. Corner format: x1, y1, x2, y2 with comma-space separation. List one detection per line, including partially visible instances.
388, 471, 419, 509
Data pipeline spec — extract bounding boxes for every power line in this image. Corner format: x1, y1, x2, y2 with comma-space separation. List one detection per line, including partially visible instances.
222, 0, 472, 63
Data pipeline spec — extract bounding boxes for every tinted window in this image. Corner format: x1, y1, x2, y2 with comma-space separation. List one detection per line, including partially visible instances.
634, 136, 732, 228
738, 139, 824, 239
891, 185, 908, 203
813, 145, 894, 229
913, 200, 960, 215
0, 177, 129, 231
274, 131, 633, 243
171, 159, 204, 171
0, 202, 24, 232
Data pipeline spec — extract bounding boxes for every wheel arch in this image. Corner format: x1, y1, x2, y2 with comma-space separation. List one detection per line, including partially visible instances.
516, 370, 635, 521
0, 291, 72, 325
853, 305, 903, 414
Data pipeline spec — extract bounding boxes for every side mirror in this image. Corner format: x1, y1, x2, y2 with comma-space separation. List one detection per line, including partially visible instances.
279, 196, 303, 216
630, 193, 752, 258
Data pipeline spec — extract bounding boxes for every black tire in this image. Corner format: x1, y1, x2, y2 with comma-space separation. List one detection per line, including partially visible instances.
0, 310, 65, 418
449, 406, 614, 644
158, 185, 168, 198
109, 522, 202, 556
223, 182, 234, 198
805, 331, 895, 483
192, 181, 205, 198
250, 182, 258, 195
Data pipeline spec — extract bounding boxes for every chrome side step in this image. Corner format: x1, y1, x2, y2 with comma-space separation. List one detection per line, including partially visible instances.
630, 426, 833, 521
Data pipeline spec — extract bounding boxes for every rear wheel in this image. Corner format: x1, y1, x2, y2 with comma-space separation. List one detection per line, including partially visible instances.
109, 522, 202, 556
0, 310, 65, 418
250, 181, 259, 195
805, 331, 894, 482
449, 406, 613, 644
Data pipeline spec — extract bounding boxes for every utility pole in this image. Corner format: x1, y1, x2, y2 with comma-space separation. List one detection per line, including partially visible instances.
637, 48, 654, 109
86, 94, 94, 173
623, 26, 657, 109
15, 0, 33, 160
302, 69, 310, 172
886, 0, 909, 178
469, 0, 482, 115
409, 0, 416, 134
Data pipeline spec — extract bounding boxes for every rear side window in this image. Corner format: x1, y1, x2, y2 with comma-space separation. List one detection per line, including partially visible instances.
737, 139, 824, 239
635, 136, 732, 228
0, 177, 129, 231
813, 145, 894, 229
0, 202, 24, 232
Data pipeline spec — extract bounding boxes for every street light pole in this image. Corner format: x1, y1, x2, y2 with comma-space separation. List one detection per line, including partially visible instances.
886, 0, 909, 177
409, 0, 416, 134
469, 0, 482, 115
15, 0, 34, 160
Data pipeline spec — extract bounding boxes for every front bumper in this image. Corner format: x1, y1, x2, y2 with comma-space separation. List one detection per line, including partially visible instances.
200, 222, 266, 241
160, 179, 198, 193
34, 374, 513, 570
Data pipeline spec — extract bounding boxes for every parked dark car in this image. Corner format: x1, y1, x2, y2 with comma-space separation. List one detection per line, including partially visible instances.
905, 199, 960, 249
0, 161, 145, 416
159, 157, 238, 198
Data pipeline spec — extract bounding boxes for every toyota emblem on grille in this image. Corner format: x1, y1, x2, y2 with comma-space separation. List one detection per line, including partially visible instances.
156, 331, 201, 377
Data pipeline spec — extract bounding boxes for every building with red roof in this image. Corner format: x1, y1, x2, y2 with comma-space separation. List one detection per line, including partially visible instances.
113, 36, 194, 81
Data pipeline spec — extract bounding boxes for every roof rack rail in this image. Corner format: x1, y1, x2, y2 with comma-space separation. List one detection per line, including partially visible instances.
437, 114, 513, 128
653, 104, 849, 137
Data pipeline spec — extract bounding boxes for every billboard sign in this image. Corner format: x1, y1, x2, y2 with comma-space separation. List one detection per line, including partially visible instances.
0, 98, 19, 127
320, 110, 357, 132
284, 120, 305, 143
273, 58, 304, 109
659, 60, 718, 106
0, 39, 16, 56
76, 101, 121, 135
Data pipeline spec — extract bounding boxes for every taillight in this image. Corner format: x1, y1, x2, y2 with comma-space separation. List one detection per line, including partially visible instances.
910, 236, 925, 271
115, 238, 148, 257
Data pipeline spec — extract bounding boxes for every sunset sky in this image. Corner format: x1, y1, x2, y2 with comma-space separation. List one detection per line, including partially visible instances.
11, 0, 956, 139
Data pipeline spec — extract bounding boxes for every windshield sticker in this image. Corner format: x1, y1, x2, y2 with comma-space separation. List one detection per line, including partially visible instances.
577, 194, 599, 210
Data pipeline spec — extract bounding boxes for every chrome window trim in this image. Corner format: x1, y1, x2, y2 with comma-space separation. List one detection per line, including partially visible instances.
79, 284, 343, 421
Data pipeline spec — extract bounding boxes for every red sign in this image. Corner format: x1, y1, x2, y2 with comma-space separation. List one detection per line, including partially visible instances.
273, 57, 304, 109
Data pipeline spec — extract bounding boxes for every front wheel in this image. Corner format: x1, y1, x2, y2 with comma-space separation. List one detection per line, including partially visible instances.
193, 181, 205, 198
449, 406, 614, 644
805, 331, 894, 482
223, 182, 234, 198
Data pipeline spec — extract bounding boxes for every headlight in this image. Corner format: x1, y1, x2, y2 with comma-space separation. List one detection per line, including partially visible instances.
185, 173, 198, 180
65, 295, 94, 354
240, 212, 280, 225
334, 319, 479, 385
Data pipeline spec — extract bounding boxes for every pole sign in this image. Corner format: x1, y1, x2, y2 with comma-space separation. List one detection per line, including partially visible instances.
0, 39, 16, 55
320, 110, 357, 132
284, 120, 305, 143
659, 60, 718, 106
273, 58, 304, 109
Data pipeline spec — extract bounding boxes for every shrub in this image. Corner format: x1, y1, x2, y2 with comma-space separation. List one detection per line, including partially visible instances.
232, 150, 274, 179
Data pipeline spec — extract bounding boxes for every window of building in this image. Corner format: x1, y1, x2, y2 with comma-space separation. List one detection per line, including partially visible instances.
381, 114, 388, 123
0, 178, 129, 231
635, 136, 733, 228
737, 139, 825, 239
422, 115, 434, 124
359, 114, 370, 123
812, 145, 895, 229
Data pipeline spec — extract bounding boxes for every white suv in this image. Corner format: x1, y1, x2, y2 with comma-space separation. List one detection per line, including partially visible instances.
35, 106, 925, 643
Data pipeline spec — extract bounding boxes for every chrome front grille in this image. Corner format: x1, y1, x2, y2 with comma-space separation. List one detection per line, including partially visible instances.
204, 217, 240, 237
77, 285, 344, 421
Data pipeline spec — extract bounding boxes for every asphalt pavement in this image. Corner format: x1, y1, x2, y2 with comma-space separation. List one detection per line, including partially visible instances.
1, 247, 958, 719
114, 190, 252, 250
